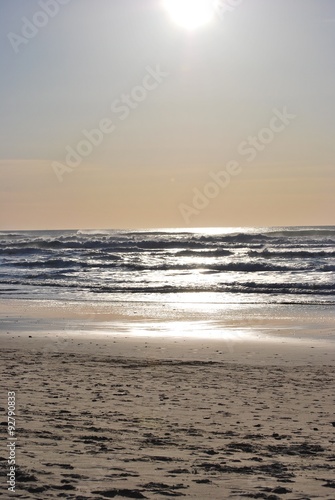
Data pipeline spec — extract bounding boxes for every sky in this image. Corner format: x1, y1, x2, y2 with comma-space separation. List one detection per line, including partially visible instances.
0, 0, 334, 229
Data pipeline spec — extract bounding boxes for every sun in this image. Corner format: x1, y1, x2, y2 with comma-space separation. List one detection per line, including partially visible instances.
163, 0, 215, 31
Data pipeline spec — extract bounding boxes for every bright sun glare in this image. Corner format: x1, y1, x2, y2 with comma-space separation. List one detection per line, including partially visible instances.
163, 0, 215, 31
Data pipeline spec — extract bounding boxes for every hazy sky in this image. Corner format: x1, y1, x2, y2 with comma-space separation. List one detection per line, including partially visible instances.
0, 0, 334, 229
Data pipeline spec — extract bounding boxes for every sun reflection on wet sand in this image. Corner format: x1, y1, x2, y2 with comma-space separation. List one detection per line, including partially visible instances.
105, 320, 254, 341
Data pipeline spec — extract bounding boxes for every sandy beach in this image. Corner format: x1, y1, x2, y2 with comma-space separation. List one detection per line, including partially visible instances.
1, 299, 335, 499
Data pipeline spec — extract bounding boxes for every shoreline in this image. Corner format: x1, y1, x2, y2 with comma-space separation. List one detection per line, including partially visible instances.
1, 297, 335, 366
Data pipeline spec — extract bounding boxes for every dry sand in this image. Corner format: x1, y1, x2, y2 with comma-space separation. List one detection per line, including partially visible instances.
0, 300, 335, 499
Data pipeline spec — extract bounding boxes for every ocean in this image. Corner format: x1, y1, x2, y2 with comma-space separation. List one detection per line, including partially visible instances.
1, 227, 334, 306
